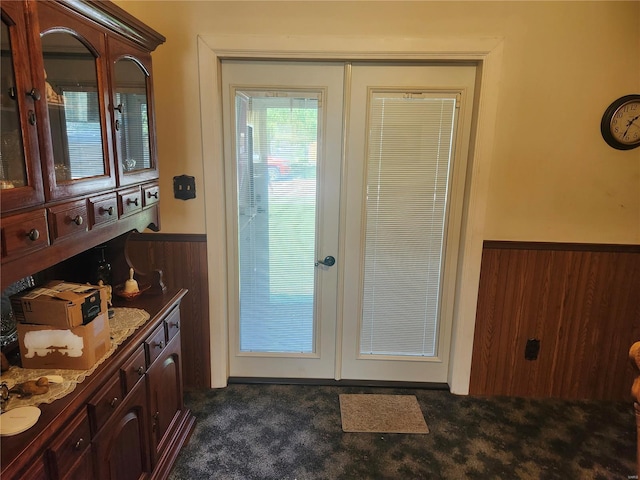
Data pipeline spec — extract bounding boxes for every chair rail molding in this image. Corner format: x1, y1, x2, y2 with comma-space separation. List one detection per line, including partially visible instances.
197, 34, 504, 392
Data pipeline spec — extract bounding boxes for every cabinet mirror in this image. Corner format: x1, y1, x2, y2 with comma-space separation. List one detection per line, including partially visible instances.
114, 58, 151, 174
41, 31, 105, 182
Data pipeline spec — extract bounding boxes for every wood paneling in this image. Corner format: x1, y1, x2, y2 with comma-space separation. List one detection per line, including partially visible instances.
470, 241, 640, 400
127, 233, 210, 390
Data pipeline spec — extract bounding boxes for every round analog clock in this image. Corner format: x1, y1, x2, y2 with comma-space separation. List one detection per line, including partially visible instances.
600, 94, 640, 150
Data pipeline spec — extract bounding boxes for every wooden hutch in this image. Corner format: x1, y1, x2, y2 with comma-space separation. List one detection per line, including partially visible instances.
1, 1, 195, 478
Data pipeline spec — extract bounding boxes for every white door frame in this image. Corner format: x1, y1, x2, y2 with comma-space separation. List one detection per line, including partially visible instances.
197, 34, 504, 394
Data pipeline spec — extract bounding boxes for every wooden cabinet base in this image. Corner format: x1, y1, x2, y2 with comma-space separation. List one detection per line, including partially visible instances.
0, 289, 195, 480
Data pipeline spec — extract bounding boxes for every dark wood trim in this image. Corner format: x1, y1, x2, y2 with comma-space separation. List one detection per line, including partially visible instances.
56, 0, 165, 51
484, 240, 640, 253
129, 232, 207, 243
228, 377, 450, 390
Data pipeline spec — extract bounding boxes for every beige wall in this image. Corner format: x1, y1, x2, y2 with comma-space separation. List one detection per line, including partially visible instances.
115, 1, 640, 244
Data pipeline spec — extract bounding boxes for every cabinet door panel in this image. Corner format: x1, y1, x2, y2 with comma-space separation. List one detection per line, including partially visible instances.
34, 1, 116, 200
0, 1, 45, 211
108, 36, 158, 186
148, 332, 184, 464
93, 377, 150, 480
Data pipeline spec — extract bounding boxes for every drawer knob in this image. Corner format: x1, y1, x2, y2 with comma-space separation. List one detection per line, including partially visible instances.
126, 197, 139, 206
73, 215, 84, 226
136, 366, 145, 376
27, 88, 41, 101
147, 191, 159, 199
26, 228, 40, 242
74, 438, 85, 451
151, 340, 164, 349
169, 321, 180, 330
109, 397, 119, 408
100, 206, 114, 216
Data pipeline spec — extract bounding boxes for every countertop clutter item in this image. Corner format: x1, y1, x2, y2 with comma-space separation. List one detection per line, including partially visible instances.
16, 313, 111, 371
124, 267, 139, 293
0, 406, 41, 436
10, 281, 108, 329
114, 283, 150, 301
9, 377, 50, 398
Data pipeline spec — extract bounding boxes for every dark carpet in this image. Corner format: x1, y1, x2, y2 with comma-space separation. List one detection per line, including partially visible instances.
168, 384, 636, 480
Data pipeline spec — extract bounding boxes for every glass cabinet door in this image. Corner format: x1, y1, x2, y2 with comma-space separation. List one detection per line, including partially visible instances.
36, 2, 115, 199
109, 37, 157, 186
114, 58, 151, 175
0, 2, 44, 211
41, 32, 105, 183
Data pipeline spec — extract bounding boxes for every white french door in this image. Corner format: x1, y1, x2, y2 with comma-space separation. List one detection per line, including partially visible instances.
222, 61, 344, 378
340, 64, 476, 383
221, 60, 476, 383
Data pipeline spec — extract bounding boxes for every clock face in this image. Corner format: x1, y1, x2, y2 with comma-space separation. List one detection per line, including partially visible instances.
601, 94, 640, 150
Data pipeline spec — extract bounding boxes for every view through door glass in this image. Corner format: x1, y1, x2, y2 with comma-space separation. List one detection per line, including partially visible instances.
236, 91, 319, 353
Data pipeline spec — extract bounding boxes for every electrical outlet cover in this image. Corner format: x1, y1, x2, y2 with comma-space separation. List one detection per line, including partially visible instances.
173, 175, 196, 200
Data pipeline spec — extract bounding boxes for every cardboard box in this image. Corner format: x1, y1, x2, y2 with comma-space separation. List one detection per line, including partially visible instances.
11, 281, 107, 328
17, 312, 111, 370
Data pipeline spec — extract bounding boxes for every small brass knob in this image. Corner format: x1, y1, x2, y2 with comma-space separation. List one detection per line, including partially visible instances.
73, 215, 83, 225
27, 88, 41, 101
26, 229, 40, 241
100, 206, 114, 216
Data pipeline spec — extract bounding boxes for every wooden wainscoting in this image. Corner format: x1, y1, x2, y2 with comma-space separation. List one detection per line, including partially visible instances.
470, 241, 640, 401
127, 233, 211, 390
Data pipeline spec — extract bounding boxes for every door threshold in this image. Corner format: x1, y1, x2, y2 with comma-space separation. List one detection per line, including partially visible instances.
228, 377, 449, 391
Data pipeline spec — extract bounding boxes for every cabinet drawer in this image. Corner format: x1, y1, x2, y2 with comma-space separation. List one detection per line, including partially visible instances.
121, 345, 146, 394
164, 307, 181, 342
145, 323, 166, 366
89, 192, 118, 229
142, 183, 159, 208
1, 209, 49, 259
48, 409, 92, 479
118, 187, 142, 218
48, 199, 89, 242
88, 372, 123, 435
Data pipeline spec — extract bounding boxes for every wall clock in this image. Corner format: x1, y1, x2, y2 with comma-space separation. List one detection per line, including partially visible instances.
600, 94, 640, 150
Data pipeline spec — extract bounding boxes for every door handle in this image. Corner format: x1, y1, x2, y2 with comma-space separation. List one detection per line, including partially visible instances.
315, 255, 335, 267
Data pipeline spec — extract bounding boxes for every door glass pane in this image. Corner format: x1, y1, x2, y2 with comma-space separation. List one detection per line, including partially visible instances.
41, 32, 104, 182
235, 90, 320, 353
360, 92, 458, 357
114, 58, 151, 173
0, 18, 27, 189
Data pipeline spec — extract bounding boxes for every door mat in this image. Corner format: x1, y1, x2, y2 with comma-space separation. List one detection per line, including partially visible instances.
339, 394, 429, 434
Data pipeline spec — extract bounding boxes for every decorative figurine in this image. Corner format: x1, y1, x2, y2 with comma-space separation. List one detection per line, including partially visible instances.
124, 268, 139, 294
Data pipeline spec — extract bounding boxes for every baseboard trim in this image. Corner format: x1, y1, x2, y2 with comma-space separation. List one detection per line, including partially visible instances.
228, 377, 450, 390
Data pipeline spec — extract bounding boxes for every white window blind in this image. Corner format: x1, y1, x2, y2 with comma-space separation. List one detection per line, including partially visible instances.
360, 92, 458, 357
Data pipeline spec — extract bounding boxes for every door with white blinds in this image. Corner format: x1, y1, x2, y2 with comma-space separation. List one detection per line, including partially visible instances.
221, 61, 344, 379
340, 64, 476, 382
